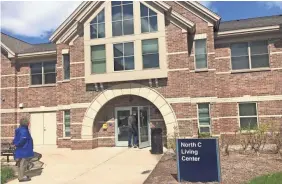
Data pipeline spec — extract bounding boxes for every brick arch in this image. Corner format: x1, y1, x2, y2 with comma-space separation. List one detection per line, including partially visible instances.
81, 83, 177, 139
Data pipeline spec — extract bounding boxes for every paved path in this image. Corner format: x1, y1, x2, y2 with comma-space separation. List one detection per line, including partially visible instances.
8, 146, 162, 184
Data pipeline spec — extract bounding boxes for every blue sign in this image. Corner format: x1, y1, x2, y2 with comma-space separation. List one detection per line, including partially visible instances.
176, 138, 221, 182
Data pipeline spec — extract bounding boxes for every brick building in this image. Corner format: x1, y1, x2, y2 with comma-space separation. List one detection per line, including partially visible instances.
1, 1, 282, 149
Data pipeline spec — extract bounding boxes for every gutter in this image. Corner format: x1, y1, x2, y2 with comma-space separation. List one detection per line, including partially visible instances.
17, 51, 56, 58
216, 25, 281, 38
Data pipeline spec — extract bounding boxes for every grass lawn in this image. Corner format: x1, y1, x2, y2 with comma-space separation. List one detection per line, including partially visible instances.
247, 172, 282, 184
1, 166, 15, 184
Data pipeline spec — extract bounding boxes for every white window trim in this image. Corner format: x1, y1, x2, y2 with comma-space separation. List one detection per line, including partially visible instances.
29, 61, 56, 86
83, 1, 167, 83
230, 40, 270, 71
140, 2, 158, 34
237, 102, 259, 130
142, 38, 160, 70
111, 2, 134, 37
63, 110, 71, 138
113, 42, 135, 72
197, 103, 211, 134
194, 35, 208, 71
62, 54, 71, 81
91, 44, 107, 74
90, 9, 106, 39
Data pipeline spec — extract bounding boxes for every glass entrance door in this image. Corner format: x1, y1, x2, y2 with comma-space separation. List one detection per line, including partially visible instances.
138, 106, 150, 148
115, 107, 131, 146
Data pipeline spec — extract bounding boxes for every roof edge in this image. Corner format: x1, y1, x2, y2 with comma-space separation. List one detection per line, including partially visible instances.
49, 1, 91, 43
155, 1, 195, 32
216, 25, 281, 38
51, 1, 196, 44
17, 51, 57, 59
0, 42, 16, 58
185, 1, 221, 22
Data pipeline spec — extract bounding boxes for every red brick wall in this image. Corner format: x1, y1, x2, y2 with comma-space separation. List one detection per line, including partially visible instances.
1, 2, 282, 149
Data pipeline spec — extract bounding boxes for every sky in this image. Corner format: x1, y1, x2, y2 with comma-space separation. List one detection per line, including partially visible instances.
1, 1, 282, 44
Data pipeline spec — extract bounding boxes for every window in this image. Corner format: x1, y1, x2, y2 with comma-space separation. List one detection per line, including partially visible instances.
142, 39, 159, 69
30, 61, 56, 85
113, 42, 134, 71
239, 103, 258, 130
198, 103, 210, 133
64, 110, 71, 137
112, 1, 134, 36
195, 39, 207, 69
90, 9, 105, 39
63, 54, 70, 80
231, 41, 269, 70
91, 45, 106, 74
140, 3, 158, 33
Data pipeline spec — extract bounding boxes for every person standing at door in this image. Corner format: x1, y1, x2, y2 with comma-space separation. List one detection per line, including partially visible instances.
128, 112, 138, 148
13, 118, 34, 182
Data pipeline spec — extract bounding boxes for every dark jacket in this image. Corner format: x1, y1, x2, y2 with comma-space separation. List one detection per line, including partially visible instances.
128, 115, 138, 134
13, 126, 34, 159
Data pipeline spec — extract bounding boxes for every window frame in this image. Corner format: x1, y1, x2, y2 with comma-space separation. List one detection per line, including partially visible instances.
62, 54, 70, 81
63, 110, 71, 138
29, 61, 57, 86
230, 41, 270, 71
90, 9, 105, 39
113, 41, 135, 72
197, 103, 211, 134
140, 3, 158, 33
91, 44, 107, 74
194, 38, 208, 70
141, 38, 160, 70
238, 102, 259, 130
111, 1, 134, 37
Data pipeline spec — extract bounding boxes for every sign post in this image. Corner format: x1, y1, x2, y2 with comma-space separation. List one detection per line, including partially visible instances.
176, 138, 221, 182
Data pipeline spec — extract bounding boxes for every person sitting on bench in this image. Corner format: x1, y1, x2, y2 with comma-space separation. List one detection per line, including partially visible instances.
13, 118, 34, 182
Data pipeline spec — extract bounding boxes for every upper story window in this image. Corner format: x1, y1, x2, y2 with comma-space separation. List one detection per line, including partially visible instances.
112, 1, 134, 36
142, 39, 159, 69
231, 41, 269, 70
91, 45, 106, 74
90, 9, 105, 39
239, 103, 258, 130
63, 54, 70, 80
195, 39, 207, 69
30, 61, 56, 85
140, 3, 158, 33
114, 42, 135, 71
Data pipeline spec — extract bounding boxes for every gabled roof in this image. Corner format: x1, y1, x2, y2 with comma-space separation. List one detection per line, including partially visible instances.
1, 32, 56, 57
50, 1, 204, 44
219, 14, 282, 32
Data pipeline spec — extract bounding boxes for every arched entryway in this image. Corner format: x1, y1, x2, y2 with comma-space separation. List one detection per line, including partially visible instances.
81, 83, 177, 142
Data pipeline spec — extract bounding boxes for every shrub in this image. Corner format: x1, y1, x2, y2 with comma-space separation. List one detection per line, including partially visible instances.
220, 132, 237, 156
198, 132, 211, 138
1, 166, 15, 184
167, 125, 179, 155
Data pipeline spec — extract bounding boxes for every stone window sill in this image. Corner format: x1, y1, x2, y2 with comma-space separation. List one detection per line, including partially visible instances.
195, 69, 209, 73
29, 84, 57, 88
62, 80, 70, 83
231, 68, 271, 74
58, 137, 71, 140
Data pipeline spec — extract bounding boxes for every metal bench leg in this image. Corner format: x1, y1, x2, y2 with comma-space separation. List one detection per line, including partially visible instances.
7, 155, 9, 163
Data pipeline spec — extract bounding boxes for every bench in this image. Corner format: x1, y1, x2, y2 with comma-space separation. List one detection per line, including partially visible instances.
1, 143, 15, 163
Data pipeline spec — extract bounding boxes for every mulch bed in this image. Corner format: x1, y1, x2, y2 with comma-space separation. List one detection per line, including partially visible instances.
144, 152, 282, 184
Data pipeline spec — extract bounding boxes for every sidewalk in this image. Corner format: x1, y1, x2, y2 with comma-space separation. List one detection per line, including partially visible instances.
7, 146, 162, 184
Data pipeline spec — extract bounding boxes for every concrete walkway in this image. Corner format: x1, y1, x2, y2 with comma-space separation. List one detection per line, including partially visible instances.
7, 146, 162, 184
